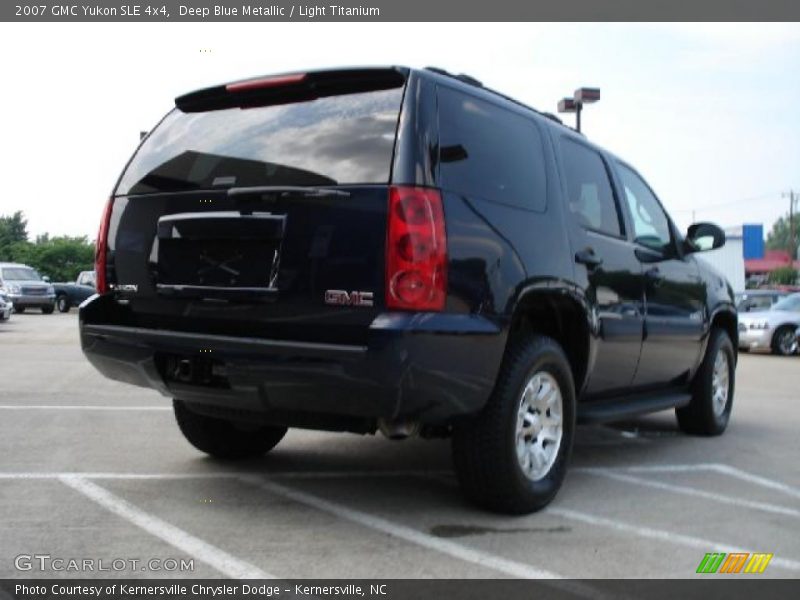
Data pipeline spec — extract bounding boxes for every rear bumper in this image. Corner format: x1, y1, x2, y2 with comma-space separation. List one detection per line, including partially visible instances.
79, 297, 506, 428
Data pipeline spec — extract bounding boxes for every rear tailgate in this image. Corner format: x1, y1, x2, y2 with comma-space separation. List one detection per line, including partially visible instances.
104, 69, 407, 345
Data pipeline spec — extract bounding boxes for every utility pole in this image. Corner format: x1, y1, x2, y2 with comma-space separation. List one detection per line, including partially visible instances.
785, 190, 797, 262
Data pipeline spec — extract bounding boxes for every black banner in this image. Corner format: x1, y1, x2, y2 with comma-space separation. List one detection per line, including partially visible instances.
3, 0, 800, 22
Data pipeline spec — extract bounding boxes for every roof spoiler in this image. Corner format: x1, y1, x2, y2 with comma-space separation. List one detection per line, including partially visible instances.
175, 67, 408, 113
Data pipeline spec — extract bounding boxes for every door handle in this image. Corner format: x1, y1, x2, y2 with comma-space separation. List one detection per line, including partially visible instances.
575, 248, 603, 269
645, 267, 664, 286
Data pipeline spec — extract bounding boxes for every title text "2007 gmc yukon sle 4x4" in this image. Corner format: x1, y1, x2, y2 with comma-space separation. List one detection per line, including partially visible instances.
80, 67, 738, 514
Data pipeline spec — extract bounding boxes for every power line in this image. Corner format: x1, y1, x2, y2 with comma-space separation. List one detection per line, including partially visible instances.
671, 190, 788, 214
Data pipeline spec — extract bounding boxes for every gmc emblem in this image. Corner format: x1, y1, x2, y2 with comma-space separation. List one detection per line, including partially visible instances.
325, 290, 374, 307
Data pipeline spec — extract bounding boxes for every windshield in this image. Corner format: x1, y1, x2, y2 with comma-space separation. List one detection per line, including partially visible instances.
772, 294, 800, 312
116, 86, 404, 195
2, 267, 42, 281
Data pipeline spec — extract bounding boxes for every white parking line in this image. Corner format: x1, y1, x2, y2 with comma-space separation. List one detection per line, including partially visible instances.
0, 405, 170, 411
548, 506, 800, 573
0, 471, 448, 481
576, 468, 800, 519
58, 475, 273, 579
240, 475, 563, 580
608, 463, 800, 501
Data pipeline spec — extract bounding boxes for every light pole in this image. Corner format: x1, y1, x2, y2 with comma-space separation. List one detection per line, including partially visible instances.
558, 87, 600, 133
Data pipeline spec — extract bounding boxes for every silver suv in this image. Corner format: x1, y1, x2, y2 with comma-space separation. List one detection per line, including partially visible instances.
0, 263, 56, 314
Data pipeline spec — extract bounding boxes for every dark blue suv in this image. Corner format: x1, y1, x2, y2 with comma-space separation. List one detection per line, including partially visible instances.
81, 67, 738, 513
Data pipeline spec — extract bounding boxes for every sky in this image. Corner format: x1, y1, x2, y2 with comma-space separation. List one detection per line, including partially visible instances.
0, 22, 798, 240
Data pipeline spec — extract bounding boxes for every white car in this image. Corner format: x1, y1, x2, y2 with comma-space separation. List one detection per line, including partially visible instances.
0, 291, 12, 321
738, 293, 800, 355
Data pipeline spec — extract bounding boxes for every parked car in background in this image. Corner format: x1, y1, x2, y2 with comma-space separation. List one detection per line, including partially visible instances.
53, 270, 96, 313
735, 289, 788, 313
738, 293, 800, 355
0, 263, 56, 314
0, 291, 12, 321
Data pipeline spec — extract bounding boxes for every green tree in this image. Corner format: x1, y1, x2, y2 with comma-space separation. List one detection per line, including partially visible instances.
0, 211, 29, 256
5, 236, 95, 282
768, 266, 799, 286
766, 213, 800, 258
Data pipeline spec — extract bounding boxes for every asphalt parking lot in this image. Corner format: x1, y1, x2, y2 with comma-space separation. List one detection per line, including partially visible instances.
0, 311, 798, 580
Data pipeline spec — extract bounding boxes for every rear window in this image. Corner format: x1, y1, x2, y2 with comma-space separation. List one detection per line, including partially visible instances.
117, 87, 405, 195
437, 86, 547, 211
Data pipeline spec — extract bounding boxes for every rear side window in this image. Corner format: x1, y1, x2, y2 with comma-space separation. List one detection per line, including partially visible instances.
117, 87, 405, 195
437, 87, 547, 211
560, 139, 622, 237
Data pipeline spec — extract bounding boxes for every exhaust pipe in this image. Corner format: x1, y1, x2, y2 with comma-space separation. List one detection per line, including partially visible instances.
378, 418, 420, 441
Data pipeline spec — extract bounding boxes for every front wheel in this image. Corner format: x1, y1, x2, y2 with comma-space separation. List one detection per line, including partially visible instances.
452, 335, 576, 514
771, 326, 798, 356
173, 400, 287, 459
56, 295, 71, 313
676, 328, 735, 435
41, 304, 55, 314
13, 306, 25, 314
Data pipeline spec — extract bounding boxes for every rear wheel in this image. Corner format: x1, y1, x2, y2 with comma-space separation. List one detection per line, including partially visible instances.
56, 295, 71, 313
452, 335, 576, 514
41, 304, 55, 314
771, 325, 798, 356
676, 328, 735, 435
173, 400, 287, 459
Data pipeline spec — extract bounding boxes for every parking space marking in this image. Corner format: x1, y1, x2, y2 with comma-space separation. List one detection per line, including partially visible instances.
58, 475, 273, 579
0, 405, 170, 411
548, 507, 800, 573
606, 464, 800, 501
240, 475, 564, 580
575, 468, 800, 519
0, 471, 448, 481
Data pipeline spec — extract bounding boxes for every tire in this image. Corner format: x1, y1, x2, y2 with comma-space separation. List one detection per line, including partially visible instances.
676, 328, 735, 436
56, 295, 71, 313
13, 306, 25, 314
173, 400, 287, 459
452, 335, 576, 514
41, 304, 55, 314
771, 325, 798, 356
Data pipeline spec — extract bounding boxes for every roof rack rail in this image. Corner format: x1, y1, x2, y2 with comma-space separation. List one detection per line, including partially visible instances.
424, 67, 483, 88
541, 112, 564, 125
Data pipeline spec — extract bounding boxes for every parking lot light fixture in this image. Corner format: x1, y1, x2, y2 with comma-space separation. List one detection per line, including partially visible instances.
557, 87, 600, 133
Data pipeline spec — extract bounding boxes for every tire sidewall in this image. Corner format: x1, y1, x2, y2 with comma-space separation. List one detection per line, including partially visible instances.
701, 330, 735, 432
772, 326, 796, 356
504, 343, 576, 506
57, 296, 70, 312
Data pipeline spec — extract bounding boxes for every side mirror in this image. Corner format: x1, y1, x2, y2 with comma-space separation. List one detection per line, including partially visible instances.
42, 276, 51, 283
685, 222, 725, 253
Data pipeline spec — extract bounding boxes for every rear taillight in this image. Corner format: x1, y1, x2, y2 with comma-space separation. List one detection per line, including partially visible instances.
386, 186, 447, 311
95, 198, 114, 294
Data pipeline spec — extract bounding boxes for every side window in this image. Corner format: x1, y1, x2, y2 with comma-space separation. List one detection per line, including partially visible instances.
560, 139, 622, 236
617, 164, 672, 251
438, 86, 547, 211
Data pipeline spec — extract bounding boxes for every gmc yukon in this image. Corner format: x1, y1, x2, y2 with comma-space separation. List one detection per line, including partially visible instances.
80, 67, 738, 513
